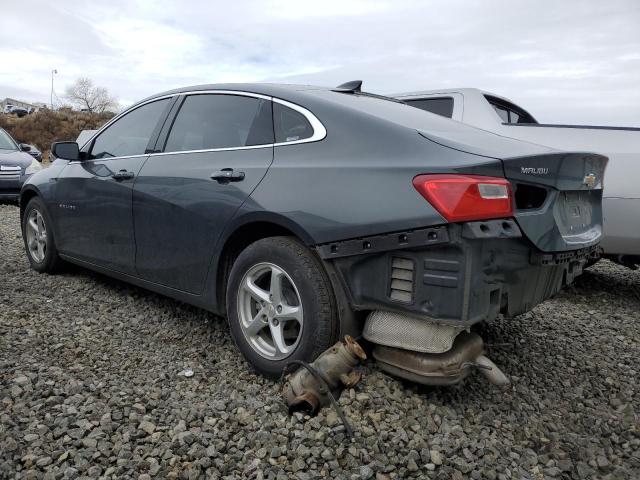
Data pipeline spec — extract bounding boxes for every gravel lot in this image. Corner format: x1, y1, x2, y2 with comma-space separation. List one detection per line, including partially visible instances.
1, 203, 638, 479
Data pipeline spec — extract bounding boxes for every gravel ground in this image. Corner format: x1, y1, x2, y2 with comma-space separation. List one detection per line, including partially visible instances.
1, 203, 638, 480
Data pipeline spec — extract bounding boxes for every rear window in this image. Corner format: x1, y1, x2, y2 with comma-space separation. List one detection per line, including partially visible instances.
273, 103, 314, 143
405, 97, 454, 118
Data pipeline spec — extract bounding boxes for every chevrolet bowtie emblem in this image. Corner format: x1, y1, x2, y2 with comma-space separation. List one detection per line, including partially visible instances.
583, 173, 597, 188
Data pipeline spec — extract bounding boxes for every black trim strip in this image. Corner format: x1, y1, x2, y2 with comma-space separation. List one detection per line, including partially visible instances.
502, 123, 640, 131
316, 226, 449, 259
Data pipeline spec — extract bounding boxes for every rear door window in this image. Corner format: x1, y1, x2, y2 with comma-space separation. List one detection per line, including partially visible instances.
164, 94, 273, 152
273, 102, 314, 143
90, 99, 171, 159
405, 97, 454, 118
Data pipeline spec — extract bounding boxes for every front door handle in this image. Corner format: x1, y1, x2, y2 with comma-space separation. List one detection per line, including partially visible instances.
211, 168, 245, 183
112, 169, 135, 181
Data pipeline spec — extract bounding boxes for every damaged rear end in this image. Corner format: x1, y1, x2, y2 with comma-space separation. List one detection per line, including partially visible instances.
320, 150, 607, 386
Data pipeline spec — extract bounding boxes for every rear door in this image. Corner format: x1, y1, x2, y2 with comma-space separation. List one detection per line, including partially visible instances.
55, 98, 173, 272
132, 92, 274, 294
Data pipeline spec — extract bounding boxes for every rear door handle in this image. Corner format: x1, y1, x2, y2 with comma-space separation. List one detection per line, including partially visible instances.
112, 169, 135, 181
211, 168, 245, 183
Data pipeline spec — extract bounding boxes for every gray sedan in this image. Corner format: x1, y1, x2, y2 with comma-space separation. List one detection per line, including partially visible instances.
20, 82, 606, 385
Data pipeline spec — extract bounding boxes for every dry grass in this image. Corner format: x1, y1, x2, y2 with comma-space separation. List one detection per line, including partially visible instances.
0, 110, 113, 160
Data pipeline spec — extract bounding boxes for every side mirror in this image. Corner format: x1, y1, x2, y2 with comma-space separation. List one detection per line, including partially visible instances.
51, 142, 80, 161
20, 143, 31, 152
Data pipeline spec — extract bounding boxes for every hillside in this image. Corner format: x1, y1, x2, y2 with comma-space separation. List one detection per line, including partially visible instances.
0, 110, 113, 159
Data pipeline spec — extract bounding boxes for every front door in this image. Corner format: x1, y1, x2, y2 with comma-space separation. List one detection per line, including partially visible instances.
133, 93, 274, 294
55, 98, 173, 273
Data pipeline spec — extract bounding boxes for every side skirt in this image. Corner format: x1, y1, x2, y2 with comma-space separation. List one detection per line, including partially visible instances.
58, 253, 218, 314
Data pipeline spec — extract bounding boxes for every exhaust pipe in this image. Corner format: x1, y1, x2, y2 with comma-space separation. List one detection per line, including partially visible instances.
284, 335, 367, 415
373, 331, 510, 386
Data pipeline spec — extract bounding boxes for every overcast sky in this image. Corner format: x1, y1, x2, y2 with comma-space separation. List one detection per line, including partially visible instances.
1, 0, 639, 126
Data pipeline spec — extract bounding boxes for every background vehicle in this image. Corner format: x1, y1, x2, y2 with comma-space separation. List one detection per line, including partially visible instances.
24, 144, 42, 162
395, 88, 640, 268
4, 105, 29, 117
20, 82, 606, 384
0, 128, 41, 201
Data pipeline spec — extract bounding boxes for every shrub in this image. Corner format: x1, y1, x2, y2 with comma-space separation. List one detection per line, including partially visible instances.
0, 110, 113, 152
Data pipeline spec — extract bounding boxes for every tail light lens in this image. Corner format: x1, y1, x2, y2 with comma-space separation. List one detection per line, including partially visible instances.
413, 174, 513, 222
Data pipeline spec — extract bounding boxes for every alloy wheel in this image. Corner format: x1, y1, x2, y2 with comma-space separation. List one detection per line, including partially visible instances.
237, 262, 304, 360
26, 209, 47, 263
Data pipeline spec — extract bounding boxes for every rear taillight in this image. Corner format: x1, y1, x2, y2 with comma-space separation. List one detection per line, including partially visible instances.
413, 174, 513, 222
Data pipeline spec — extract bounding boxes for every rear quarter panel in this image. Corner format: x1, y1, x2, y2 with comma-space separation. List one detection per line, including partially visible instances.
247, 102, 505, 244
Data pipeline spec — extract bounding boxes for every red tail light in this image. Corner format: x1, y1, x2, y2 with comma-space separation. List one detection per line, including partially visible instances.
413, 174, 513, 222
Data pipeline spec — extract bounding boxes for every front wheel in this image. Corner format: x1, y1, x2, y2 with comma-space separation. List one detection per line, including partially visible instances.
226, 236, 338, 378
22, 197, 63, 273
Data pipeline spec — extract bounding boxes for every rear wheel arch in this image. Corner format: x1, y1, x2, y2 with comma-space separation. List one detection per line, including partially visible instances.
214, 217, 314, 313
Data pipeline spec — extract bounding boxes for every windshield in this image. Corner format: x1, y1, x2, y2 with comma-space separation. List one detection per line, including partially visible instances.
0, 129, 18, 150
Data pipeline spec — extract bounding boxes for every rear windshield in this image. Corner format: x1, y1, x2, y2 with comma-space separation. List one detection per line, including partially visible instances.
0, 129, 17, 150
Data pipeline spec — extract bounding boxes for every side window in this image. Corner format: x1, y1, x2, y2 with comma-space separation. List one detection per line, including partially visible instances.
90, 99, 170, 159
164, 94, 273, 152
273, 102, 314, 143
405, 97, 454, 118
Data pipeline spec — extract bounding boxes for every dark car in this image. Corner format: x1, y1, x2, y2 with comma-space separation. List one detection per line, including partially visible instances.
0, 128, 42, 201
19, 82, 606, 384
24, 144, 42, 162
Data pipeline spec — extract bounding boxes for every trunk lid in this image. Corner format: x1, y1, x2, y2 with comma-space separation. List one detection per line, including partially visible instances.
503, 152, 607, 252
417, 129, 608, 253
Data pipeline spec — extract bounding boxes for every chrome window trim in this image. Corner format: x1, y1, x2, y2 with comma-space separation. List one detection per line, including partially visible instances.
77, 94, 176, 150
150, 144, 272, 157
75, 89, 327, 162
180, 90, 272, 101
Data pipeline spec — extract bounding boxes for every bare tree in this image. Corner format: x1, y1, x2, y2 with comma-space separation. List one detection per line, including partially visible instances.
65, 78, 118, 113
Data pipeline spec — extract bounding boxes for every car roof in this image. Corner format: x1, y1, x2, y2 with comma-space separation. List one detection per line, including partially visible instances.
140, 83, 329, 103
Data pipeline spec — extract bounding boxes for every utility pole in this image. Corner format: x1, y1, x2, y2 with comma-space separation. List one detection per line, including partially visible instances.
50, 69, 58, 110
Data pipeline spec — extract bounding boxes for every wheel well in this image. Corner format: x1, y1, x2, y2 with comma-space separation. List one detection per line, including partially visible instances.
19, 190, 38, 220
216, 222, 301, 313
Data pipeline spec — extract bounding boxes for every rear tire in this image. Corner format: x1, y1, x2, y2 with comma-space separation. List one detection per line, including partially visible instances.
226, 236, 338, 378
22, 197, 63, 273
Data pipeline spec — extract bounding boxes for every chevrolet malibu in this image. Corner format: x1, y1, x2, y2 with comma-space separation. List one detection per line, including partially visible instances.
20, 82, 607, 385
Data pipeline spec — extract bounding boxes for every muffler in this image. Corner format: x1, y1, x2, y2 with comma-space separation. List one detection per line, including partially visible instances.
284, 335, 367, 415
373, 331, 510, 386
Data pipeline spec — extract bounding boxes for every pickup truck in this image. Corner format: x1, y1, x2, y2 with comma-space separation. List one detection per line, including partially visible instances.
395, 88, 640, 269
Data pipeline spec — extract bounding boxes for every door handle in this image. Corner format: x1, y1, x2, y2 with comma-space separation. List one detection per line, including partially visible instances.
112, 169, 135, 181
210, 168, 245, 183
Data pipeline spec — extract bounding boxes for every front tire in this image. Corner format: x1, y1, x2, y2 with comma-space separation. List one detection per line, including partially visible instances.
22, 197, 63, 273
226, 236, 338, 378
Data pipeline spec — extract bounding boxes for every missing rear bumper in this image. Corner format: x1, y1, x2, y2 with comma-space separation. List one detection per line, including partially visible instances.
320, 222, 597, 326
